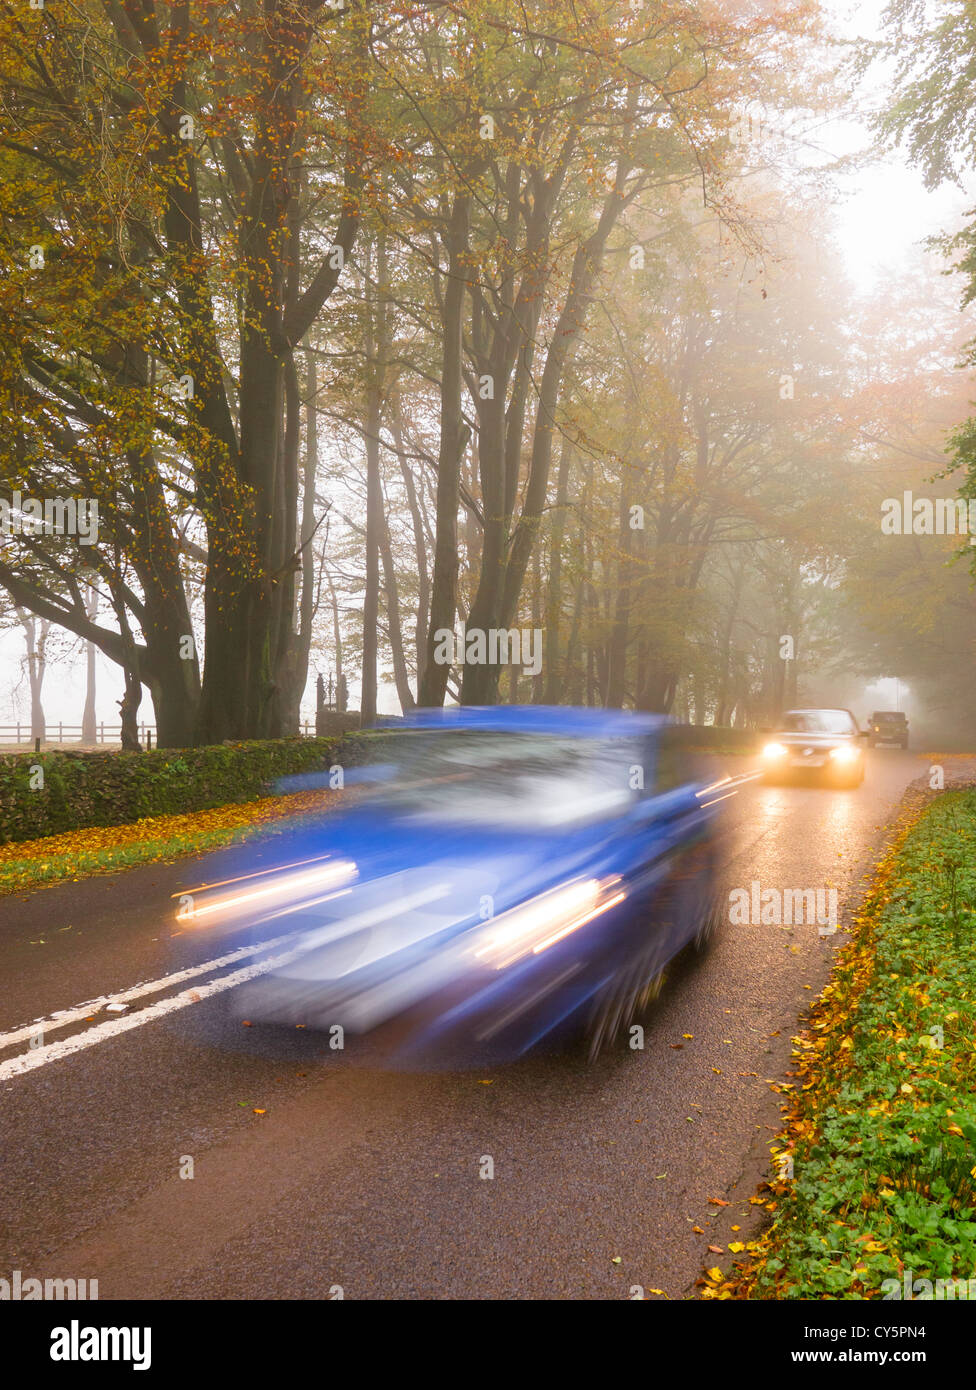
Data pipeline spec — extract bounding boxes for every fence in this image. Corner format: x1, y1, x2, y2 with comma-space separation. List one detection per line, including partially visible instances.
0, 721, 320, 748
0, 723, 158, 748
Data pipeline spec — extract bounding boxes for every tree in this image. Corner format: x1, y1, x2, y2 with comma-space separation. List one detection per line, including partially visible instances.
0, 0, 376, 743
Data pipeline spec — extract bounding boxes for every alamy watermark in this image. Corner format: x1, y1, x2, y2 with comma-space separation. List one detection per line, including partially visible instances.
729, 880, 839, 934
881, 492, 976, 540
1, 1268, 98, 1300
0, 490, 99, 545
50, 1320, 150, 1370
882, 1269, 976, 1300
432, 626, 542, 677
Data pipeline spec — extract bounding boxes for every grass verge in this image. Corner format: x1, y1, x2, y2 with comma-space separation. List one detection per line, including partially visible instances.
706, 788, 976, 1300
0, 787, 341, 898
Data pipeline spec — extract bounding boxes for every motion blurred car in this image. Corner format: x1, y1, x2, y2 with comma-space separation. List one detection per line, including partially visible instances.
760, 708, 867, 788
868, 710, 908, 749
179, 708, 725, 1063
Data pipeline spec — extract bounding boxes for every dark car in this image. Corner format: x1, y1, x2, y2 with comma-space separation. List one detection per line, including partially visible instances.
760, 707, 867, 788
179, 708, 725, 1063
869, 710, 908, 749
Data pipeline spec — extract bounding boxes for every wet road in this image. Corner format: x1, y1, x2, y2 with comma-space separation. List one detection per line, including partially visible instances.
0, 749, 950, 1299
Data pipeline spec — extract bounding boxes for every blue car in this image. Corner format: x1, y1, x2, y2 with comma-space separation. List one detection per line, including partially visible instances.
182, 708, 725, 1063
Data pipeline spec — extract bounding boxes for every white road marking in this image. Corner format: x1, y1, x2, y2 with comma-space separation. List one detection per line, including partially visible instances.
0, 932, 301, 1054
0, 939, 315, 1082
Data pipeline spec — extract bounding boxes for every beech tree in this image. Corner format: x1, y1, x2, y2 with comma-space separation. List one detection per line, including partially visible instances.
0, 0, 376, 743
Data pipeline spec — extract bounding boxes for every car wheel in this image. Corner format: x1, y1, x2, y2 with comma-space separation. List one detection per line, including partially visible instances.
693, 891, 724, 954
585, 950, 666, 1061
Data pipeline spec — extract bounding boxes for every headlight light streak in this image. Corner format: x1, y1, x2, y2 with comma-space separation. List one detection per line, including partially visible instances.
176, 858, 358, 924
472, 877, 625, 970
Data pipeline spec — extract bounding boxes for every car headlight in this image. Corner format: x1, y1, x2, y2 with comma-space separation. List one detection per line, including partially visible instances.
178, 857, 358, 925
829, 745, 860, 765
471, 876, 626, 970
762, 742, 788, 760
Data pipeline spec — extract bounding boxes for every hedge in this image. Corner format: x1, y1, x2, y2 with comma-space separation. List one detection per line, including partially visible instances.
0, 734, 385, 846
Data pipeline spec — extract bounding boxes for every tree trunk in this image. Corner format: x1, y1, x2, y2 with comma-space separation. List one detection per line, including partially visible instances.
17, 610, 48, 743
606, 472, 637, 708
118, 679, 142, 752
418, 194, 470, 707
81, 585, 98, 743
543, 436, 574, 703
362, 232, 389, 726
379, 481, 416, 712
390, 407, 430, 694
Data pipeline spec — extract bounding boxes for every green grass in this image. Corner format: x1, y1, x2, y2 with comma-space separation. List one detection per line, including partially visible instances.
731, 789, 976, 1299
0, 788, 337, 898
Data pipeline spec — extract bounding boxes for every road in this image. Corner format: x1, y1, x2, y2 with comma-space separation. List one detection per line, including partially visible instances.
0, 749, 949, 1299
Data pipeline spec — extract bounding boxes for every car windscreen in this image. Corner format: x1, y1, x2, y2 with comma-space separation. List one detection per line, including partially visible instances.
781, 711, 857, 735
372, 731, 643, 827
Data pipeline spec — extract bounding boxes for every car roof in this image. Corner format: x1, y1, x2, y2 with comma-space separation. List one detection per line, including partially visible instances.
782, 708, 857, 718
871, 710, 905, 717
379, 706, 667, 738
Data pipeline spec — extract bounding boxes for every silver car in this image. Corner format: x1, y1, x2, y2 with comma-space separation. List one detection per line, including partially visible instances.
760, 708, 867, 787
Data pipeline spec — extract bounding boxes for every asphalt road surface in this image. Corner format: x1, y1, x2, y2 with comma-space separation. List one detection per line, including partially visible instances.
0, 749, 954, 1299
